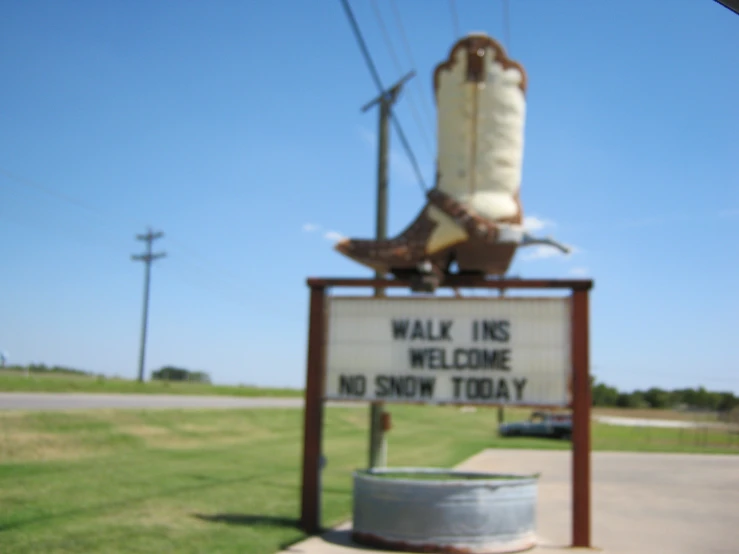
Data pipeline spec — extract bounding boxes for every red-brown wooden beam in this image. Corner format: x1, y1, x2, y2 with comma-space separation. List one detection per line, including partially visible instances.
307, 277, 593, 291
300, 284, 327, 533
571, 288, 591, 547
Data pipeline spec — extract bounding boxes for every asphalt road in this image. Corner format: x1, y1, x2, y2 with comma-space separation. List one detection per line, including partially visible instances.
0, 395, 723, 432
594, 414, 722, 429
0, 392, 307, 411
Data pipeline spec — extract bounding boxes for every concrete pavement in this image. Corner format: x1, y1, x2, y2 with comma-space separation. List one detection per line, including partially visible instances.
277, 449, 739, 554
593, 415, 726, 430
0, 392, 372, 411
0, 392, 308, 411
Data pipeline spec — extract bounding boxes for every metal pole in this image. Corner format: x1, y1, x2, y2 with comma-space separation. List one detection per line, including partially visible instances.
361, 72, 414, 469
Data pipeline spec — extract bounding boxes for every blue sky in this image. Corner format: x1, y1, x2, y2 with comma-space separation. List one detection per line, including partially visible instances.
1, 0, 737, 393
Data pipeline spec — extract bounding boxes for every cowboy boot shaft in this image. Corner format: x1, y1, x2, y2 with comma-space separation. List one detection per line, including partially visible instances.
335, 34, 540, 281
435, 35, 527, 223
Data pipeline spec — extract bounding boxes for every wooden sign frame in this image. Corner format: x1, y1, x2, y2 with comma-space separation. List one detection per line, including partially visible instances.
299, 276, 593, 549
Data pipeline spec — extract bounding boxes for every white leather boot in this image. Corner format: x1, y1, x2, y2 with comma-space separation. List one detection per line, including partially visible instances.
336, 34, 568, 278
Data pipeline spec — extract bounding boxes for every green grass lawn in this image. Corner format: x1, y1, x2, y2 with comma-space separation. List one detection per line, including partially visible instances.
0, 405, 736, 554
0, 370, 302, 397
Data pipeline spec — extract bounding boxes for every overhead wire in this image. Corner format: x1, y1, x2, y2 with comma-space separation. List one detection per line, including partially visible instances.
390, 116, 428, 193
339, 0, 384, 92
339, 0, 428, 193
448, 0, 461, 39
368, 0, 405, 84
0, 201, 134, 262
0, 203, 250, 310
388, 0, 436, 132
369, 0, 434, 159
0, 166, 151, 258
503, 0, 511, 52
0, 167, 108, 222
0, 167, 259, 307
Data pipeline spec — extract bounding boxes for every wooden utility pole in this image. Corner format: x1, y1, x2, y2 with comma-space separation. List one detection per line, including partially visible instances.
132, 228, 166, 383
361, 71, 415, 469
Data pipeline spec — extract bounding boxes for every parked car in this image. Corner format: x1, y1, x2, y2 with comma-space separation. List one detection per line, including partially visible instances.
498, 411, 572, 440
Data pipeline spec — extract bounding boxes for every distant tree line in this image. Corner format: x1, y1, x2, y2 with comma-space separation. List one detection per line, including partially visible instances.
150, 366, 211, 384
3, 363, 734, 410
4, 363, 212, 385
590, 377, 739, 412
5, 363, 91, 376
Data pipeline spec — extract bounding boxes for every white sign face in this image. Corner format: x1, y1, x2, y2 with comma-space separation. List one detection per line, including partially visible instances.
324, 297, 571, 406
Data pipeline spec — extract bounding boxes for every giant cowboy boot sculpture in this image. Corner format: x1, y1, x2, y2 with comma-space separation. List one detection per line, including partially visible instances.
335, 33, 569, 281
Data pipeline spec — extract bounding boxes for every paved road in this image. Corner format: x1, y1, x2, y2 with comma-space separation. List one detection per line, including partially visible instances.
0, 392, 307, 411
594, 414, 724, 429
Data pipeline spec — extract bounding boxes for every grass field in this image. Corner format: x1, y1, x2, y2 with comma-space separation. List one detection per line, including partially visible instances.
0, 370, 302, 397
0, 405, 737, 554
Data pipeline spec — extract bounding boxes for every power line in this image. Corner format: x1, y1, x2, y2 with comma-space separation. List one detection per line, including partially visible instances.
0, 209, 240, 315
339, 0, 428, 193
0, 182, 229, 306
0, 167, 108, 221
339, 0, 384, 92
0, 197, 260, 311
0, 197, 245, 315
388, 0, 436, 131
502, 0, 511, 51
369, 0, 434, 158
390, 118, 427, 192
156, 261, 255, 310
0, 200, 129, 258
0, 166, 155, 257
448, 0, 461, 38
1, 166, 258, 302
369, 0, 404, 80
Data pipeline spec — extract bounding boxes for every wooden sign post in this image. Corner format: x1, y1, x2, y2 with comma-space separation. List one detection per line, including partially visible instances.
299, 276, 593, 548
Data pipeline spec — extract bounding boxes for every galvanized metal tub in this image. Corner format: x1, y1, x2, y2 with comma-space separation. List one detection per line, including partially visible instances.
352, 467, 539, 554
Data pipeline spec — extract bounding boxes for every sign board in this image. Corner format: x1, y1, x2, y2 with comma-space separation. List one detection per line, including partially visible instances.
324, 297, 572, 406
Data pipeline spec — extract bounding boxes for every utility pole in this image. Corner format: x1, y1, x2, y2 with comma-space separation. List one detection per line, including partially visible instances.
361, 71, 415, 469
132, 228, 166, 383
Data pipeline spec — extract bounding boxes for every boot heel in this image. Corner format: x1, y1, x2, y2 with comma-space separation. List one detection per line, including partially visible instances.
454, 241, 517, 276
